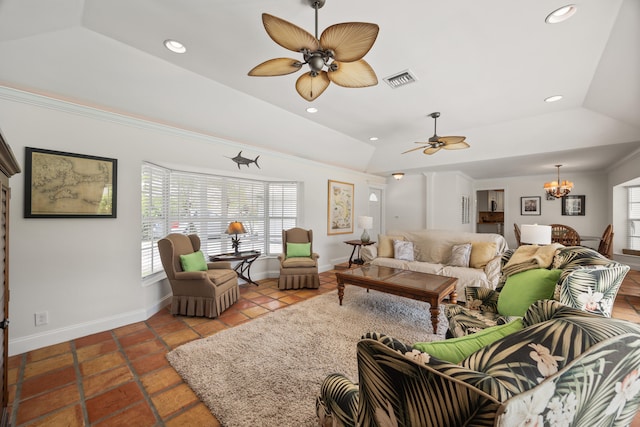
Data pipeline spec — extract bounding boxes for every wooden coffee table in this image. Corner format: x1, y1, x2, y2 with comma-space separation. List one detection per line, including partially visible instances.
335, 265, 458, 334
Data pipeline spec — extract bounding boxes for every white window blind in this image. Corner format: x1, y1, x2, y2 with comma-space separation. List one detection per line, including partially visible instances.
629, 186, 640, 250
141, 162, 298, 278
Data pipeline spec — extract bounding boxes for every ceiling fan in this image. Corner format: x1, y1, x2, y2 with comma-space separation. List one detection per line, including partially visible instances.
403, 112, 470, 155
248, 0, 379, 102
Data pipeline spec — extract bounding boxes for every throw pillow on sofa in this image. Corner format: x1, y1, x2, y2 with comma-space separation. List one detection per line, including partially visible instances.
413, 319, 524, 363
448, 243, 472, 267
378, 234, 405, 258
393, 240, 415, 261
497, 268, 562, 317
469, 242, 497, 269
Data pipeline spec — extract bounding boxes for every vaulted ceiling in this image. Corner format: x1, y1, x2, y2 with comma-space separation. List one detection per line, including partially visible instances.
1, 0, 639, 179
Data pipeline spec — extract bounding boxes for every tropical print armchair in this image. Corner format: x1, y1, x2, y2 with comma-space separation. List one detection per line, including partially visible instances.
316, 300, 640, 427
446, 246, 630, 337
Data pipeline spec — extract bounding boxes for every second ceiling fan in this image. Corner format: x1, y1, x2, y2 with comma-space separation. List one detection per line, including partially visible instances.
403, 112, 470, 155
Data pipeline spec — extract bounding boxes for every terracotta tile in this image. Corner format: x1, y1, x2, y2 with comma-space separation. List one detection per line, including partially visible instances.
130, 351, 170, 376
247, 295, 275, 305
151, 383, 199, 419
24, 353, 74, 379
241, 305, 270, 318
80, 352, 126, 377
16, 383, 80, 424
26, 342, 72, 363
21, 366, 76, 399
118, 329, 156, 348
140, 366, 182, 395
265, 290, 289, 299
113, 322, 147, 338
74, 331, 114, 349
83, 365, 134, 398
22, 404, 84, 427
162, 329, 201, 348
7, 367, 18, 386
93, 401, 157, 427
146, 310, 177, 328
153, 320, 191, 336
231, 299, 258, 310
260, 299, 289, 311
123, 339, 166, 361
76, 340, 119, 363
181, 316, 209, 327
85, 381, 144, 423
239, 290, 261, 299
279, 294, 304, 304
217, 310, 250, 327
193, 320, 228, 337
8, 384, 16, 405
165, 402, 221, 427
8, 354, 23, 369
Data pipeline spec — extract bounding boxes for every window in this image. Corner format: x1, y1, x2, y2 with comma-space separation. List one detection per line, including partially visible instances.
629, 186, 640, 250
141, 162, 298, 278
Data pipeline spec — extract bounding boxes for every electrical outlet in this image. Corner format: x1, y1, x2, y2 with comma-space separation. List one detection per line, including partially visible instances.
35, 311, 49, 326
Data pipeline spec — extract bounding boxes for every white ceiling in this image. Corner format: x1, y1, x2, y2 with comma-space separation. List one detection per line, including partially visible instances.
1, 0, 639, 179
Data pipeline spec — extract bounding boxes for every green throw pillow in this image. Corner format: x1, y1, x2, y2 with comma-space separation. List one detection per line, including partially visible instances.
179, 251, 207, 272
413, 319, 524, 363
497, 268, 562, 317
286, 242, 311, 258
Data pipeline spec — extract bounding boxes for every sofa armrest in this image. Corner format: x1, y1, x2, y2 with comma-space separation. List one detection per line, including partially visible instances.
484, 255, 503, 288
361, 244, 377, 263
317, 373, 359, 427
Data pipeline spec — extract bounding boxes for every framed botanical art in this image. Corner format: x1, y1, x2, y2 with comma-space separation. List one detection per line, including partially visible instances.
521, 196, 541, 215
562, 195, 585, 216
24, 147, 117, 218
327, 180, 354, 235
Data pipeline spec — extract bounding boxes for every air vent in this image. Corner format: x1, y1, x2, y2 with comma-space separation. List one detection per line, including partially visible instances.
383, 69, 418, 88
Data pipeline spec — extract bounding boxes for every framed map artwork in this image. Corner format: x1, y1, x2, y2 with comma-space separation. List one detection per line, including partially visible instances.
327, 180, 354, 235
24, 147, 117, 218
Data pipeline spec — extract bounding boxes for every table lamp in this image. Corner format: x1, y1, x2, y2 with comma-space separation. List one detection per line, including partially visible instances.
226, 221, 247, 254
520, 224, 552, 245
358, 216, 373, 243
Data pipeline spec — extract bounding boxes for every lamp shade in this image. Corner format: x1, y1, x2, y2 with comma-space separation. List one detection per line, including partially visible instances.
358, 216, 373, 230
226, 221, 247, 235
520, 224, 552, 245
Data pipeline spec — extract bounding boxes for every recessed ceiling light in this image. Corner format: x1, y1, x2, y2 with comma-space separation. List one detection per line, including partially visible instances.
545, 95, 564, 103
545, 5, 577, 24
164, 39, 186, 54
369, 137, 379, 141
306, 107, 318, 113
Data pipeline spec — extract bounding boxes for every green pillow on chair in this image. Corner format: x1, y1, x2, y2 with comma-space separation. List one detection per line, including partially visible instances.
180, 251, 207, 272
497, 268, 562, 317
286, 242, 311, 258
413, 319, 524, 363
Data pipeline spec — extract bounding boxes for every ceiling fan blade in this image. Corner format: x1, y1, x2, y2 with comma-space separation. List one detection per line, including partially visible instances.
248, 58, 302, 76
320, 22, 379, 62
262, 13, 319, 53
327, 59, 377, 88
443, 141, 471, 150
402, 145, 429, 154
295, 71, 331, 101
423, 147, 441, 155
438, 136, 466, 145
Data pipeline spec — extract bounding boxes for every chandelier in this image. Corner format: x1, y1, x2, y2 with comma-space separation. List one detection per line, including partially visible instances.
544, 164, 573, 198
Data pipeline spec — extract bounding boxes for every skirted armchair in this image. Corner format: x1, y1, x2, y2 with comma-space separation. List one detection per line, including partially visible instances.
277, 227, 320, 290
317, 300, 640, 427
158, 233, 239, 318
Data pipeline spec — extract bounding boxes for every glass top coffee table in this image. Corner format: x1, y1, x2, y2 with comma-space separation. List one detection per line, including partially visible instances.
335, 265, 458, 334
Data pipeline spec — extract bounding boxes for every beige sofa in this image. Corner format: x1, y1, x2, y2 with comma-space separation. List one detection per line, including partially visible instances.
360, 229, 508, 301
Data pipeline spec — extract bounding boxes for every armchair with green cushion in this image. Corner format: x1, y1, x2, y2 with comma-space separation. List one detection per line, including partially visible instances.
277, 227, 320, 290
158, 233, 239, 318
446, 246, 630, 338
317, 300, 640, 427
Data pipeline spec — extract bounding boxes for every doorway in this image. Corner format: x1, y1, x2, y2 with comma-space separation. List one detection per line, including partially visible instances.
368, 188, 383, 240
476, 189, 504, 235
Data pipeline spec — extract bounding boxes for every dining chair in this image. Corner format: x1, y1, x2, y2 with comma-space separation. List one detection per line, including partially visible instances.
597, 224, 614, 258
550, 224, 581, 246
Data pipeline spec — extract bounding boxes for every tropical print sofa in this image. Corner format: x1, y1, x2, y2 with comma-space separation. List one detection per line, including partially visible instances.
316, 300, 640, 427
446, 246, 630, 337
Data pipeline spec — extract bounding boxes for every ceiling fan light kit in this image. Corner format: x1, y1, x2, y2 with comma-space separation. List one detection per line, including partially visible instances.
248, 0, 379, 101
402, 112, 470, 155
544, 164, 574, 198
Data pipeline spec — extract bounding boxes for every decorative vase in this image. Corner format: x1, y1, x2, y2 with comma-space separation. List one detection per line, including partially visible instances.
361, 229, 370, 243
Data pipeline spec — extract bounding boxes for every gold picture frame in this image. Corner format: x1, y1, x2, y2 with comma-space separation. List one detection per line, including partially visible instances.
327, 180, 354, 235
24, 147, 117, 218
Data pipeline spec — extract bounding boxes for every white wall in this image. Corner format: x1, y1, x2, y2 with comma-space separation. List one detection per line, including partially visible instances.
0, 88, 385, 355
609, 149, 640, 269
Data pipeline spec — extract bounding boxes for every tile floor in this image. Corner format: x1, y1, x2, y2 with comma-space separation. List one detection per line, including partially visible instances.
8, 269, 640, 426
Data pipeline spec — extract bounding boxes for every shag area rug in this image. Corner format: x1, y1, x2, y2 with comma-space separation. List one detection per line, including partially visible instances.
167, 286, 447, 426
